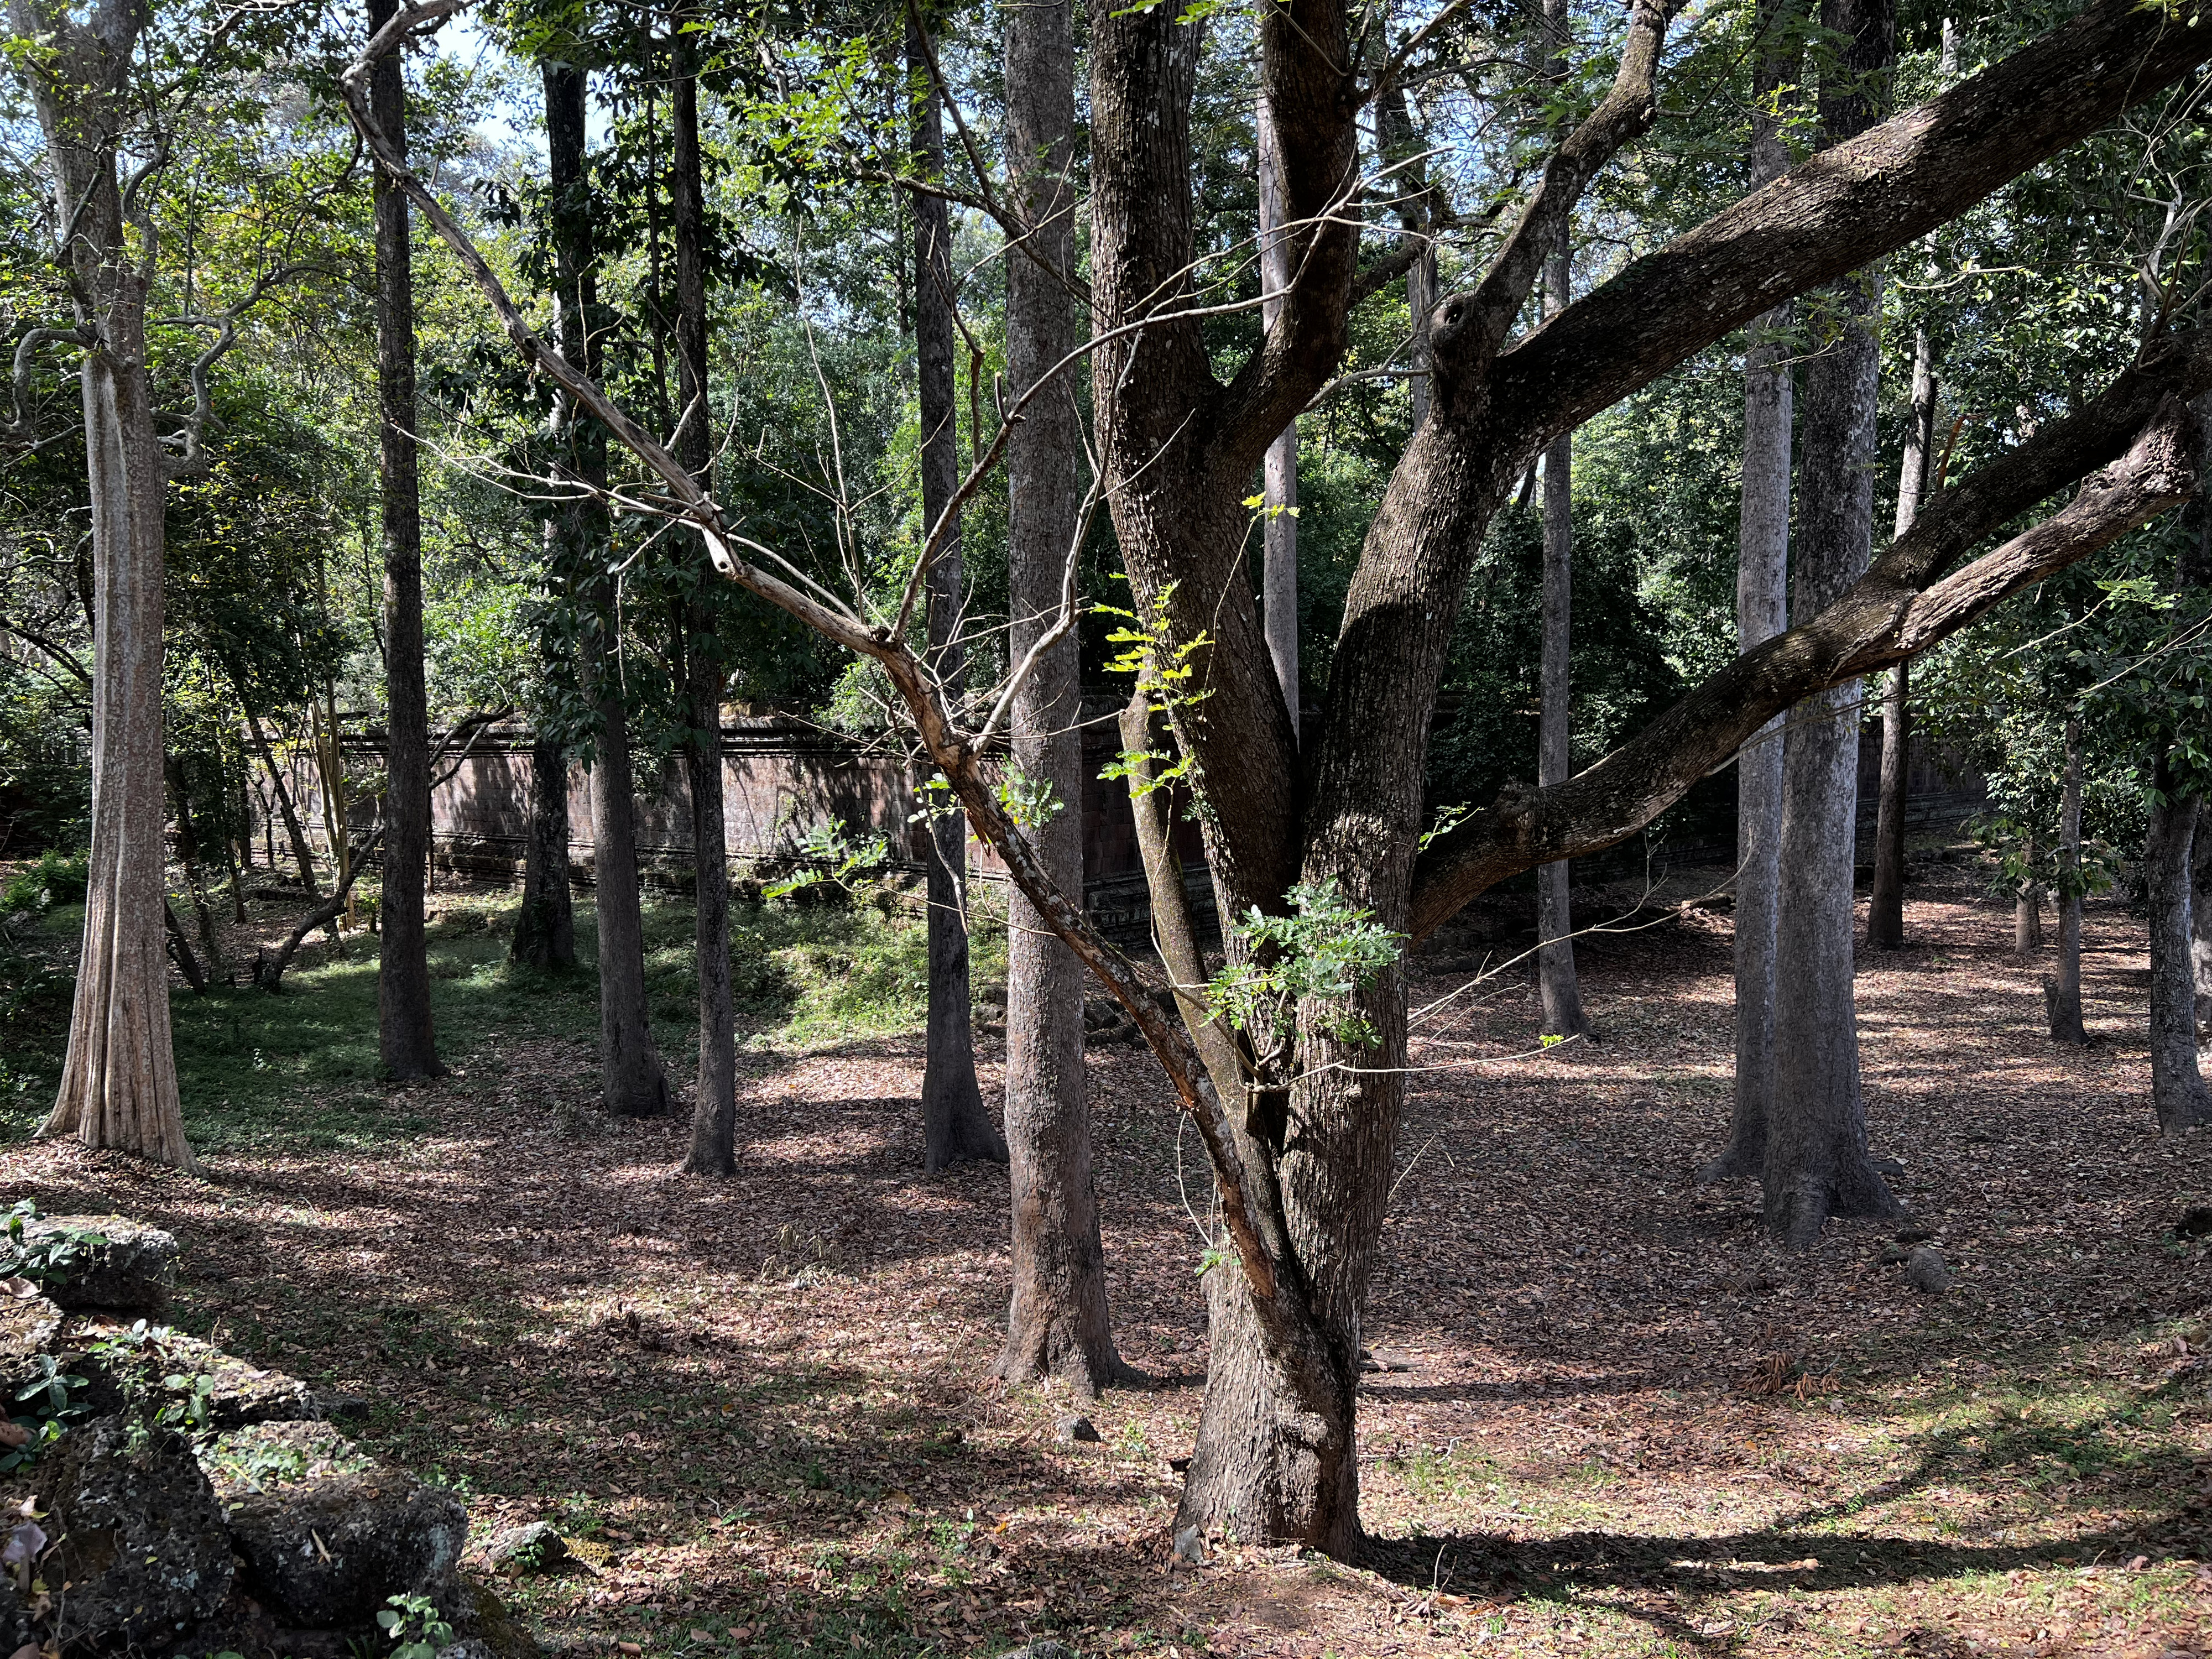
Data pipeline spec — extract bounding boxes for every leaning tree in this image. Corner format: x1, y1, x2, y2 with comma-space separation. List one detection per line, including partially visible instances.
347, 0, 2212, 1556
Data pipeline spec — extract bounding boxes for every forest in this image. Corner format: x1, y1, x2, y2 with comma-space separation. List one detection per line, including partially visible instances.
1, 0, 2210, 1654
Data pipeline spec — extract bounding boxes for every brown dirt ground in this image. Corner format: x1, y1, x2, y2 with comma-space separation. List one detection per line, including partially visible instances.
6, 863, 2211, 1659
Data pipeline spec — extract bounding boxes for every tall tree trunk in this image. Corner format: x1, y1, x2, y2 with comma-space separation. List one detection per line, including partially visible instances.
1534, 58, 1589, 1040
2046, 716, 2088, 1045
2015, 833, 2044, 949
909, 14, 1004, 1171
545, 59, 669, 1116
994, 0, 1133, 1391
1867, 325, 1935, 950
513, 508, 577, 971
246, 705, 318, 892
2187, 472, 2212, 1073
1765, 0, 1899, 1248
1710, 0, 1799, 1183
168, 757, 222, 970
24, 0, 194, 1168
2193, 810, 2211, 1071
673, 30, 738, 1176
372, 0, 442, 1081
1257, 86, 1300, 733
586, 643, 669, 1115
2146, 766, 2210, 1133
511, 732, 576, 968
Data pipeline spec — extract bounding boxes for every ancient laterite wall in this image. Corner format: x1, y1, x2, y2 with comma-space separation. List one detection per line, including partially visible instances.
253, 710, 1215, 944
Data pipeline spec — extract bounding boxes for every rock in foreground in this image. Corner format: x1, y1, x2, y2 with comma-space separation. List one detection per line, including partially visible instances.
212, 1422, 468, 1628
8, 1213, 180, 1313
31, 1413, 236, 1651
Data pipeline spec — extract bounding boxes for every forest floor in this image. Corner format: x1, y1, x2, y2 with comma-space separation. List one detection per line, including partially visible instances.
1, 849, 2209, 1659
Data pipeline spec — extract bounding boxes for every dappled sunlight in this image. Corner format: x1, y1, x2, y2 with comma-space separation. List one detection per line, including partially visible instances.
1, 879, 2205, 1656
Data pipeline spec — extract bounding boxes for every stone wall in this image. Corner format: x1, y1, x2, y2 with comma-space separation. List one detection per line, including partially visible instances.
251, 709, 1217, 945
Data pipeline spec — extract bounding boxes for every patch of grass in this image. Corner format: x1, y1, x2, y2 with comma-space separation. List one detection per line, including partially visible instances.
729, 883, 1006, 1051
0, 878, 1009, 1152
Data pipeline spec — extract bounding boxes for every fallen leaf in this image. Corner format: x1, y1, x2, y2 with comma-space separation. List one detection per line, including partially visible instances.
688, 1630, 714, 1644
0, 1424, 28, 1450
617, 1644, 642, 1656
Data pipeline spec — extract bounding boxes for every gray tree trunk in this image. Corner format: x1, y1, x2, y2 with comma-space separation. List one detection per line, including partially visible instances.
372, 0, 442, 1082
2046, 717, 2088, 1045
1710, 0, 1799, 1183
1257, 87, 1299, 733
544, 60, 668, 1117
1868, 325, 1936, 950
2194, 811, 2211, 1072
994, 0, 1135, 1392
2016, 834, 2044, 950
2146, 770, 2210, 1133
671, 36, 738, 1176
909, 16, 1004, 1171
1765, 0, 1899, 1247
23, 0, 193, 1168
1535, 206, 1589, 1040
2189, 484, 2212, 1073
510, 732, 575, 969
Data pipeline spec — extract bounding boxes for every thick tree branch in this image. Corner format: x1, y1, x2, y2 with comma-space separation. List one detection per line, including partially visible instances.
160, 260, 336, 478
1408, 347, 2212, 938
1487, 0, 2212, 448
1208, 0, 1365, 475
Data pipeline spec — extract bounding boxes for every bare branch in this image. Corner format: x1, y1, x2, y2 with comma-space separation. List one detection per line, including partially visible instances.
1439, 0, 1677, 374
1, 324, 85, 448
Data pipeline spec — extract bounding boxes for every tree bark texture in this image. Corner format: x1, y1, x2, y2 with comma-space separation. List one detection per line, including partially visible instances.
1535, 104, 1588, 1041
25, 0, 194, 1168
2189, 486, 2212, 1070
2194, 812, 2212, 1068
372, 0, 442, 1082
994, 0, 1131, 1391
1869, 325, 1935, 950
1765, 0, 1897, 1248
910, 15, 1004, 1172
2047, 717, 2088, 1045
510, 733, 576, 969
2146, 774, 2210, 1134
1713, 0, 1800, 1183
545, 60, 669, 1117
672, 36, 738, 1177
1257, 86, 1300, 735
